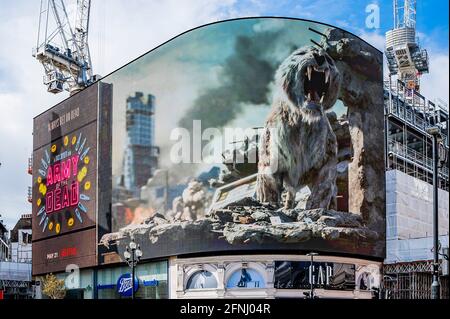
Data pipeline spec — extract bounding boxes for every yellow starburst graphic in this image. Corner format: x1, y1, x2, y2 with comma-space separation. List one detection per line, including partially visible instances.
77, 171, 86, 182
39, 184, 47, 196
67, 218, 74, 227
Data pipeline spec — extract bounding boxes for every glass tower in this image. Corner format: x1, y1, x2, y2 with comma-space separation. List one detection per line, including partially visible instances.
123, 92, 159, 196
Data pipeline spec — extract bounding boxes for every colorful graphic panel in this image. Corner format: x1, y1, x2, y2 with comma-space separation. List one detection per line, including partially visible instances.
32, 123, 97, 239
32, 82, 113, 275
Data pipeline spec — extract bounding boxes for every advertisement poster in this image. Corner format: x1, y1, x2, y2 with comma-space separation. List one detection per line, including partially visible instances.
94, 17, 385, 263
32, 82, 111, 275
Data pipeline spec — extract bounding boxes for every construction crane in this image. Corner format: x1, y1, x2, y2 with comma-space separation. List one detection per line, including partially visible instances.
32, 0, 98, 94
385, 0, 429, 96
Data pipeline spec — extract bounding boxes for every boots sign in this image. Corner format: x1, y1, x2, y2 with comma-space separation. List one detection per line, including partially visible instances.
117, 273, 139, 297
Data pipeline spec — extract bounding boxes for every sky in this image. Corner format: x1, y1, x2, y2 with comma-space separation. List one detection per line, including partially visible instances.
0, 0, 448, 229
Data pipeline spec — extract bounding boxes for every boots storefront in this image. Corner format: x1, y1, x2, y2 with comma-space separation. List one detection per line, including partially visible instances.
96, 260, 168, 299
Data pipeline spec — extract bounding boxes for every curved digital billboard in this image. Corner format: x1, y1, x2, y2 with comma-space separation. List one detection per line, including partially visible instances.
98, 17, 385, 263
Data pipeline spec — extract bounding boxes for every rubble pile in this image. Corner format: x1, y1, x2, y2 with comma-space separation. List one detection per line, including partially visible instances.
101, 198, 379, 249
214, 203, 379, 245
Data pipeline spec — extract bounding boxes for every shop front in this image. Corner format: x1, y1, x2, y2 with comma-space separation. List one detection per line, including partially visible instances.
45, 268, 96, 299
96, 260, 168, 299
170, 255, 381, 299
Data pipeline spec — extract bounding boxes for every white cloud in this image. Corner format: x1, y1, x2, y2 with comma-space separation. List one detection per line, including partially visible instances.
421, 53, 449, 107
88, 0, 263, 77
415, 28, 449, 106
253, 19, 285, 33
359, 30, 385, 51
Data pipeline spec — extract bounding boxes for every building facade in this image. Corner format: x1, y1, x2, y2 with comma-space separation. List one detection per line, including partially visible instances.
382, 0, 449, 298
0, 215, 33, 299
170, 254, 381, 299
9, 214, 32, 263
383, 79, 449, 299
39, 259, 169, 299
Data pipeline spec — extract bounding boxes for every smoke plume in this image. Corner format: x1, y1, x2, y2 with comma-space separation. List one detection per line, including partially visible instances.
178, 30, 289, 131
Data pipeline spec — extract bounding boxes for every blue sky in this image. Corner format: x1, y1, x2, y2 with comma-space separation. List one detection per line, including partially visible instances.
0, 0, 448, 229
229, 0, 448, 46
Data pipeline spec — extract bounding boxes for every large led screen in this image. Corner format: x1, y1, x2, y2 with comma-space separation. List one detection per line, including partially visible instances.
99, 18, 385, 263
32, 84, 100, 241
32, 82, 112, 275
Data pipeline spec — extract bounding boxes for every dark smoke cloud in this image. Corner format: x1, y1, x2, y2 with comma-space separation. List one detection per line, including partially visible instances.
178, 30, 294, 131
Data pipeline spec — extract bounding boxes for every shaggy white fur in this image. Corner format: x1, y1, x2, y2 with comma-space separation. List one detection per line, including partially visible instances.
256, 46, 341, 210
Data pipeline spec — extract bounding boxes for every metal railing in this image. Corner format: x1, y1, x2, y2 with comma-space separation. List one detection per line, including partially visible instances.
0, 261, 32, 282
384, 79, 448, 137
387, 138, 449, 189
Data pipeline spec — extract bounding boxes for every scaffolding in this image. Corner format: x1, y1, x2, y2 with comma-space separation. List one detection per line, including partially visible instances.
385, 78, 449, 191
383, 64, 449, 299
387, 138, 449, 189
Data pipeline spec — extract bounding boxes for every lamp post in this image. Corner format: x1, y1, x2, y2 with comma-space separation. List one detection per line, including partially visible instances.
306, 252, 318, 299
123, 238, 143, 300
426, 126, 442, 299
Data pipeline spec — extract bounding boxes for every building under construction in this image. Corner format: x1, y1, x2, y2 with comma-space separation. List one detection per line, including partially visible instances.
382, 0, 449, 299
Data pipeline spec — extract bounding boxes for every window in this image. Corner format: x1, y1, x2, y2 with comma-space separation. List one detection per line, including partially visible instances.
97, 261, 168, 299
186, 270, 217, 289
226, 268, 265, 289
274, 261, 355, 290
358, 272, 374, 290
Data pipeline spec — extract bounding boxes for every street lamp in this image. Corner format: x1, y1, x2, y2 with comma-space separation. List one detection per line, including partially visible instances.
305, 252, 318, 299
426, 126, 443, 300
124, 238, 143, 300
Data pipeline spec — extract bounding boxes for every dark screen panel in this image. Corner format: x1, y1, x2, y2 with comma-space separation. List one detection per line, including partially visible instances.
32, 228, 97, 275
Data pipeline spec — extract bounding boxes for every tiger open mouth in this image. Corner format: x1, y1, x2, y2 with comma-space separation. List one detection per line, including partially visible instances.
303, 64, 330, 106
